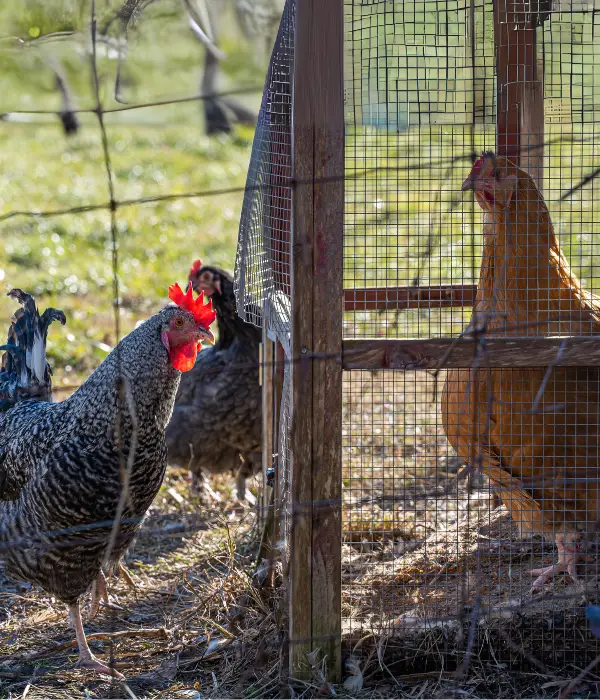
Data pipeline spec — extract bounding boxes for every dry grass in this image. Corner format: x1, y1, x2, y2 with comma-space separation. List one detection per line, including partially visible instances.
340, 370, 600, 699
0, 469, 287, 699
2, 373, 600, 698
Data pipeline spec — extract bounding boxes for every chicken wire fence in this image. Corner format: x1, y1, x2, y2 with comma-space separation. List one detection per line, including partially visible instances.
234, 0, 600, 689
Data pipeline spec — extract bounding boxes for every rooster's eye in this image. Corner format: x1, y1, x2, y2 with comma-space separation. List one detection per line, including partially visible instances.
174, 317, 185, 328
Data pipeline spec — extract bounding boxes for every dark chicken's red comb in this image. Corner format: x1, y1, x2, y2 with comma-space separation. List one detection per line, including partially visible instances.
188, 259, 203, 281
169, 282, 216, 327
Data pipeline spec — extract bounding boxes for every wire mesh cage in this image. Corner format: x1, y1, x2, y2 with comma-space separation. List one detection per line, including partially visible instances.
235, 0, 600, 691
234, 0, 295, 344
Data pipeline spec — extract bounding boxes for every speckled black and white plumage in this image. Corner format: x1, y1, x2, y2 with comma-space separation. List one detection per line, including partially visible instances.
166, 266, 262, 499
0, 289, 65, 414
0, 301, 193, 606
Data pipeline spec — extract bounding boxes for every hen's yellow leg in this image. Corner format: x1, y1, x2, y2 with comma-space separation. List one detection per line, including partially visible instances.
530, 533, 583, 589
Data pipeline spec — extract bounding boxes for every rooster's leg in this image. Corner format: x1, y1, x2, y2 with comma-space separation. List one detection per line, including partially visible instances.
530, 533, 582, 589
69, 602, 124, 678
118, 562, 140, 591
89, 571, 123, 619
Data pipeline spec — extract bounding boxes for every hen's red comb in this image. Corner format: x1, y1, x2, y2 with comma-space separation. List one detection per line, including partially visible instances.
188, 259, 203, 281
471, 151, 496, 177
169, 282, 216, 327
471, 157, 485, 176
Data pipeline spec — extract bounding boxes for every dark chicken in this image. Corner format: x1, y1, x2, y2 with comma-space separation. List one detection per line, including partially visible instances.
0, 284, 215, 676
166, 260, 262, 503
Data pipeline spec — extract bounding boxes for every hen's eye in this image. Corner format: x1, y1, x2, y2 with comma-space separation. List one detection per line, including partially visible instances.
174, 317, 185, 328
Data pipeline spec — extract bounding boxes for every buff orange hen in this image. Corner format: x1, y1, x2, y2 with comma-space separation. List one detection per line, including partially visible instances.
441, 152, 600, 589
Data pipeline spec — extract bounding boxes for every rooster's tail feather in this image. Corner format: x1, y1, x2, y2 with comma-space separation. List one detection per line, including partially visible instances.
0, 289, 66, 411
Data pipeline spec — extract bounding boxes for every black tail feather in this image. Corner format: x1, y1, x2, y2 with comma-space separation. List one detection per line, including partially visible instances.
0, 290, 66, 411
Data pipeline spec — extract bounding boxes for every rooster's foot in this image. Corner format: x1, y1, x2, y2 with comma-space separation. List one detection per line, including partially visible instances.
118, 563, 140, 591
70, 602, 125, 679
89, 571, 123, 619
76, 654, 125, 679
530, 534, 585, 590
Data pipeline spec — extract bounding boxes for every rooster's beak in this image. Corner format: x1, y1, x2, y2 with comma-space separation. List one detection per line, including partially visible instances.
199, 327, 215, 345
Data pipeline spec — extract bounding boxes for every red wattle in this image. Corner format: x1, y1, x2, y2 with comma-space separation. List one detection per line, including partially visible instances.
169, 342, 198, 372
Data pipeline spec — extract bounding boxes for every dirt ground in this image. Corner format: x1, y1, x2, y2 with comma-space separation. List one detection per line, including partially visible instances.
0, 469, 284, 699
3, 369, 600, 698
2, 468, 600, 699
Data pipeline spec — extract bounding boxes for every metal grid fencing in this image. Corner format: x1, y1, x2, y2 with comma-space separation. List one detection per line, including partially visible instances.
341, 0, 600, 683
234, 0, 295, 343
233, 0, 296, 582
235, 0, 600, 689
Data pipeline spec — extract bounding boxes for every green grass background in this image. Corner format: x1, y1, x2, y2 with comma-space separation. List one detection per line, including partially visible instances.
2, 0, 600, 373
0, 0, 270, 380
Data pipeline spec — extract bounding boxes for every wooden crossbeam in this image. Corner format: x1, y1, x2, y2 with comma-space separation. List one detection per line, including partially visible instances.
343, 284, 477, 311
343, 337, 600, 371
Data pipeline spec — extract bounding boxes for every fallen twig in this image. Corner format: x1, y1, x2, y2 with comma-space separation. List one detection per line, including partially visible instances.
558, 653, 600, 699
8, 628, 169, 662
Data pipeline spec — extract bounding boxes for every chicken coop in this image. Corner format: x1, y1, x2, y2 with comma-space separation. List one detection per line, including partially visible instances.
235, 0, 600, 692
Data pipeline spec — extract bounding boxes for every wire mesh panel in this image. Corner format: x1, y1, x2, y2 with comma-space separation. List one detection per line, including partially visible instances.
235, 0, 295, 348
234, 0, 296, 626
343, 0, 495, 340
342, 0, 600, 687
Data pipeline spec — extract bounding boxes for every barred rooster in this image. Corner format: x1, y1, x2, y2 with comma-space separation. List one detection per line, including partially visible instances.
166, 260, 262, 503
0, 285, 215, 676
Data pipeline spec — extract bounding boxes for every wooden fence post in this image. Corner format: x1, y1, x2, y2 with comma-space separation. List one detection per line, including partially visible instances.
494, 0, 545, 187
289, 0, 344, 682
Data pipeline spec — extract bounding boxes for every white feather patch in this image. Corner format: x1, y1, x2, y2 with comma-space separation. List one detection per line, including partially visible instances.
27, 329, 46, 383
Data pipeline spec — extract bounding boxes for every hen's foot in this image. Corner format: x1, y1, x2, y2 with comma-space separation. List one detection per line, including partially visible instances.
530, 534, 586, 590
234, 486, 257, 507
190, 471, 221, 504
241, 490, 257, 506
530, 559, 577, 589
235, 471, 257, 506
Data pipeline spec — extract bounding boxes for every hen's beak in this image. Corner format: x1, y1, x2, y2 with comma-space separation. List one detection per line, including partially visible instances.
461, 176, 476, 192
199, 327, 215, 345
195, 281, 220, 297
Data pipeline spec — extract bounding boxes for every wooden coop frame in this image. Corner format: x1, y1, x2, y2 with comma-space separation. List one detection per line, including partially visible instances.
255, 0, 600, 684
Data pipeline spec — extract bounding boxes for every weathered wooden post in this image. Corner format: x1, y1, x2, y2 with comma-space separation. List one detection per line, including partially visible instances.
494, 0, 546, 186
289, 0, 344, 682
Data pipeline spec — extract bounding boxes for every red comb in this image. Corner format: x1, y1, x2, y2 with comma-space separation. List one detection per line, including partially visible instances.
168, 282, 216, 327
188, 259, 203, 281
471, 157, 485, 176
